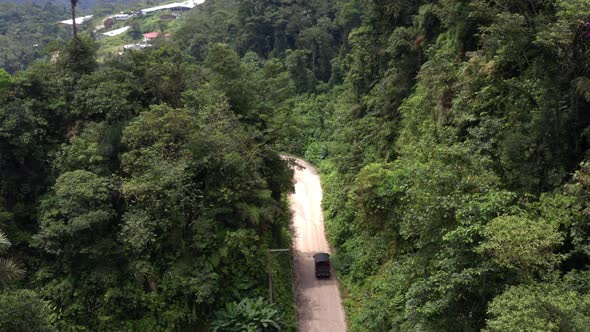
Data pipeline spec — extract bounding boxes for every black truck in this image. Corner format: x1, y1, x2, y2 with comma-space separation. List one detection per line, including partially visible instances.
313, 252, 331, 278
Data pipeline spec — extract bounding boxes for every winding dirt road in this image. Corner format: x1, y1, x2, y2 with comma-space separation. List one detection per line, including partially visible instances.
287, 157, 347, 332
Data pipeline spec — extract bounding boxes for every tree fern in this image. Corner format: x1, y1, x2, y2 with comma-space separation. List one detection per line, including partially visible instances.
0, 258, 25, 288
0, 231, 25, 287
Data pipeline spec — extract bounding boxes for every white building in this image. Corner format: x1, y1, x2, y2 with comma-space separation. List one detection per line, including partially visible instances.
123, 43, 152, 50
102, 26, 131, 37
138, 0, 205, 15
58, 15, 94, 25
112, 14, 133, 21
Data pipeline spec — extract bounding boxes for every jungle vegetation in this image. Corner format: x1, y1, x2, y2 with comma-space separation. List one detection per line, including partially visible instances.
1, 0, 590, 331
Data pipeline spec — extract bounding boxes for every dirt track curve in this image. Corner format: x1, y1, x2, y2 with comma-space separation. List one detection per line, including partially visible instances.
287, 157, 347, 332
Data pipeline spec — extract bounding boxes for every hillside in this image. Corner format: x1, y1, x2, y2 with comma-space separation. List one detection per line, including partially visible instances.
0, 0, 144, 11
0, 2, 66, 73
0, 0, 194, 73
1, 0, 590, 331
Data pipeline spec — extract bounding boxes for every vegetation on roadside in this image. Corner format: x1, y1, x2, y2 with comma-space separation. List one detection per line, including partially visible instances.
2, 0, 590, 330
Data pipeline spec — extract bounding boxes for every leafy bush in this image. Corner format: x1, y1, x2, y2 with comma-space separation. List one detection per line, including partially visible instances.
485, 281, 590, 332
0, 290, 55, 332
212, 297, 284, 332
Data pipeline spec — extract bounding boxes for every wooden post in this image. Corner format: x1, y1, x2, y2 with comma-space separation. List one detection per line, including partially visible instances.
268, 250, 273, 304
267, 249, 290, 305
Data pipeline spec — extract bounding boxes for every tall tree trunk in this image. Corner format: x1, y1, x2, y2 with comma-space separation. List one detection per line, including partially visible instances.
71, 0, 77, 39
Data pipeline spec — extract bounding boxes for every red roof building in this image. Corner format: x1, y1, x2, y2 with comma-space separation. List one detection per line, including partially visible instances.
143, 32, 172, 42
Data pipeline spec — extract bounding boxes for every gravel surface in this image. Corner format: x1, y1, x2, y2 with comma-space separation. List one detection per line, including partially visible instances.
287, 157, 347, 332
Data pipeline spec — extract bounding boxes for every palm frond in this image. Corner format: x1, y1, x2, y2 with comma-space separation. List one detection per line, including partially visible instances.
0, 231, 11, 254
575, 77, 590, 103
0, 258, 25, 287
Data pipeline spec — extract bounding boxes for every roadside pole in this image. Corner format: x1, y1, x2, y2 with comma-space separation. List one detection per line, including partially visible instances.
267, 249, 290, 304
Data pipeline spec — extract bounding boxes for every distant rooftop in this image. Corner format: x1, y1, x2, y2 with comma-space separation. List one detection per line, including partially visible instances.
103, 26, 131, 37
140, 0, 205, 14
143, 32, 172, 39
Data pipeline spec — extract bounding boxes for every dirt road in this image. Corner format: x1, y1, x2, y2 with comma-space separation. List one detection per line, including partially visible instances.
287, 157, 347, 332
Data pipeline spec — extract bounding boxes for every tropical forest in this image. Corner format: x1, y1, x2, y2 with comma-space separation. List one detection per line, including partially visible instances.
1, 0, 590, 331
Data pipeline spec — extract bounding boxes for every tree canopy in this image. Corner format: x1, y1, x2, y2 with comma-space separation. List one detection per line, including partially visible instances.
1, 0, 590, 330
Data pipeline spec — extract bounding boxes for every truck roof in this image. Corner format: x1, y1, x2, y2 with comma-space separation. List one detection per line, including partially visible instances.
313, 252, 330, 263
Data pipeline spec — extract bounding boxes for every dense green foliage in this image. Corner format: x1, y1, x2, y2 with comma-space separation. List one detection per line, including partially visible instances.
2, 0, 590, 330
0, 2, 67, 73
309, 0, 590, 330
0, 15, 297, 330
0, 289, 55, 332
176, 0, 590, 330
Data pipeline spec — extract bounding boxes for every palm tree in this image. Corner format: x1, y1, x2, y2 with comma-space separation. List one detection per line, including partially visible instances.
0, 231, 24, 288
71, 0, 79, 39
